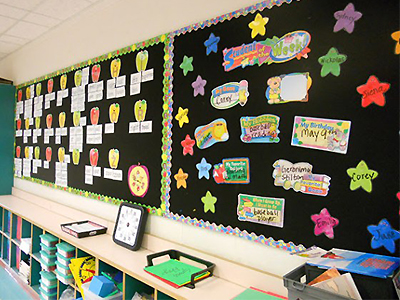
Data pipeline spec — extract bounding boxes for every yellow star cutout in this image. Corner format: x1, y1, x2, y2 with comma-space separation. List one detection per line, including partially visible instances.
175, 107, 189, 128
174, 168, 188, 189
248, 13, 269, 39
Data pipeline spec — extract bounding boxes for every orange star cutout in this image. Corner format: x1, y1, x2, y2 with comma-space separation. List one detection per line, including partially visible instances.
356, 75, 390, 108
174, 168, 188, 189
391, 31, 400, 54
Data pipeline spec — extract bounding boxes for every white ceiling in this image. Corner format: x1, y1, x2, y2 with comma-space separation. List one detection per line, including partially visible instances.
0, 0, 103, 61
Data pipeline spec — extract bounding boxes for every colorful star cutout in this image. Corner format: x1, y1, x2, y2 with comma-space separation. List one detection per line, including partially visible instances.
179, 55, 193, 76
191, 75, 207, 97
181, 134, 195, 156
356, 76, 391, 107
175, 107, 189, 128
311, 208, 339, 239
333, 3, 362, 34
196, 158, 212, 180
346, 160, 378, 193
318, 47, 347, 77
391, 31, 400, 54
295, 47, 311, 60
248, 13, 269, 39
174, 168, 188, 189
367, 219, 400, 253
201, 191, 217, 213
204, 33, 220, 55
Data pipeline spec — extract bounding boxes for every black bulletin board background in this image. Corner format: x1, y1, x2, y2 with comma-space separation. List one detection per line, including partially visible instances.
15, 42, 165, 209
171, 0, 399, 253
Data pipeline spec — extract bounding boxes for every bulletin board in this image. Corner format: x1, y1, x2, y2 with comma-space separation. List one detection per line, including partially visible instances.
167, 0, 399, 254
14, 37, 169, 213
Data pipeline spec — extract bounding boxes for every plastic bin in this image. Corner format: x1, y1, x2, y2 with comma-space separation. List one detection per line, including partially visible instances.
81, 282, 122, 300
56, 260, 72, 276
39, 286, 57, 300
40, 250, 56, 265
39, 279, 57, 295
40, 242, 57, 255
56, 252, 72, 268
55, 269, 74, 285
283, 264, 353, 300
40, 271, 57, 287
39, 233, 58, 248
40, 258, 56, 272
56, 242, 75, 258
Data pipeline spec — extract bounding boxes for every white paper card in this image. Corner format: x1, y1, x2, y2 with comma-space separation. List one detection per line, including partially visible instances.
130, 83, 141, 95
104, 123, 114, 134
142, 69, 154, 82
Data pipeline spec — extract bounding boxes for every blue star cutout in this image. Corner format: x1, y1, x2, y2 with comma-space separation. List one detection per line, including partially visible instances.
367, 219, 400, 254
204, 33, 220, 55
196, 157, 212, 180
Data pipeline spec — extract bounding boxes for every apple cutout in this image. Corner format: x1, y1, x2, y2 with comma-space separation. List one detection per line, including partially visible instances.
16, 146, 21, 158
127, 163, 150, 198
108, 149, 119, 169
26, 87, 31, 99
74, 70, 82, 87
110, 58, 121, 78
17, 90, 22, 102
24, 147, 30, 159
109, 103, 120, 123
58, 147, 65, 163
36, 83, 42, 96
59, 112, 66, 128
72, 149, 80, 165
47, 78, 54, 94
25, 118, 30, 130
46, 114, 52, 129
16, 119, 21, 131
90, 148, 99, 167
90, 107, 100, 125
35, 117, 41, 129
34, 146, 40, 160
46, 147, 52, 162
60, 74, 67, 90
92, 64, 101, 83
73, 111, 80, 127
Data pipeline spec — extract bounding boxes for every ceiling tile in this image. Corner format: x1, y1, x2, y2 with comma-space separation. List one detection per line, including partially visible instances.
0, 51, 7, 59
33, 0, 91, 20
0, 40, 20, 53
0, 15, 17, 34
4, 20, 48, 39
0, 34, 28, 45
0, 4, 28, 20
0, 0, 45, 11
23, 12, 61, 27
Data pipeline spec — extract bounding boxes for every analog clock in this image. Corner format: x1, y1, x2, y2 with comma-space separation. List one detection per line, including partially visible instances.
112, 202, 148, 251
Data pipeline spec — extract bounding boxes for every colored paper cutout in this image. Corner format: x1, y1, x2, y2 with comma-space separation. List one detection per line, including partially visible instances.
180, 56, 193, 76
72, 149, 80, 165
73, 111, 81, 127
204, 33, 220, 55
46, 114, 52, 129
59, 112, 66, 128
237, 194, 284, 228
26, 86, 31, 99
291, 116, 351, 154
47, 78, 54, 93
210, 80, 249, 109
181, 134, 195, 156
318, 48, 347, 77
391, 31, 400, 54
128, 163, 150, 197
201, 191, 217, 213
89, 148, 99, 167
16, 146, 21, 158
74, 70, 82, 87
240, 114, 280, 143
109, 103, 120, 123
191, 75, 207, 97
25, 118, 29, 130
34, 146, 40, 160
36, 83, 42, 96
58, 147, 65, 163
174, 168, 188, 189
356, 75, 391, 108
108, 149, 119, 169
367, 219, 400, 253
266, 73, 311, 104
60, 74, 67, 90
213, 158, 250, 184
272, 159, 331, 197
35, 117, 40, 129
346, 160, 378, 193
17, 90, 22, 102
16, 119, 21, 130
136, 50, 149, 72
334, 3, 362, 34
311, 208, 339, 239
90, 107, 100, 125
248, 13, 269, 38
92, 64, 101, 83
194, 118, 229, 149
196, 158, 212, 180
110, 58, 121, 78
134, 100, 147, 122
223, 31, 311, 72
46, 147, 52, 162
175, 107, 189, 128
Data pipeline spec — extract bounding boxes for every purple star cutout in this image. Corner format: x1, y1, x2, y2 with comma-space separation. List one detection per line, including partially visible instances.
191, 75, 207, 97
334, 3, 362, 34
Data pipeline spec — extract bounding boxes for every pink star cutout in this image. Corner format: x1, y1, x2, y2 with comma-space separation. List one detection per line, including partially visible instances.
356, 75, 391, 107
181, 134, 195, 156
311, 208, 339, 239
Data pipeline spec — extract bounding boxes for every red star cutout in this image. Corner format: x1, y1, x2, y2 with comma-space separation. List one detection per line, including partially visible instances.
181, 134, 195, 156
356, 75, 391, 107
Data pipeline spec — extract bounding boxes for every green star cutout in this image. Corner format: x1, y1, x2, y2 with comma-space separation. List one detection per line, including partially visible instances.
201, 191, 217, 213
318, 47, 347, 77
180, 55, 193, 76
347, 160, 378, 193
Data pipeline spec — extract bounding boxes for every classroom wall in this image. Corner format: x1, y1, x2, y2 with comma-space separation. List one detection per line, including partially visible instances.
1, 0, 305, 281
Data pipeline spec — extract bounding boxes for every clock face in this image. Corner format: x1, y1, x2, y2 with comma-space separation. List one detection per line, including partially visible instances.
113, 202, 148, 250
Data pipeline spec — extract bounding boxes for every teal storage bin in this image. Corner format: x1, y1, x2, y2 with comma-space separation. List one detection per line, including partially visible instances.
56, 252, 72, 268
56, 242, 75, 258
56, 260, 72, 276
39, 286, 57, 300
39, 279, 57, 295
39, 233, 58, 247
40, 271, 57, 287
40, 250, 56, 265
40, 242, 57, 255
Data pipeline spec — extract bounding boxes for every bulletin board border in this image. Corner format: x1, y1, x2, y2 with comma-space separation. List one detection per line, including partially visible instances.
163, 0, 307, 253
14, 34, 171, 217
